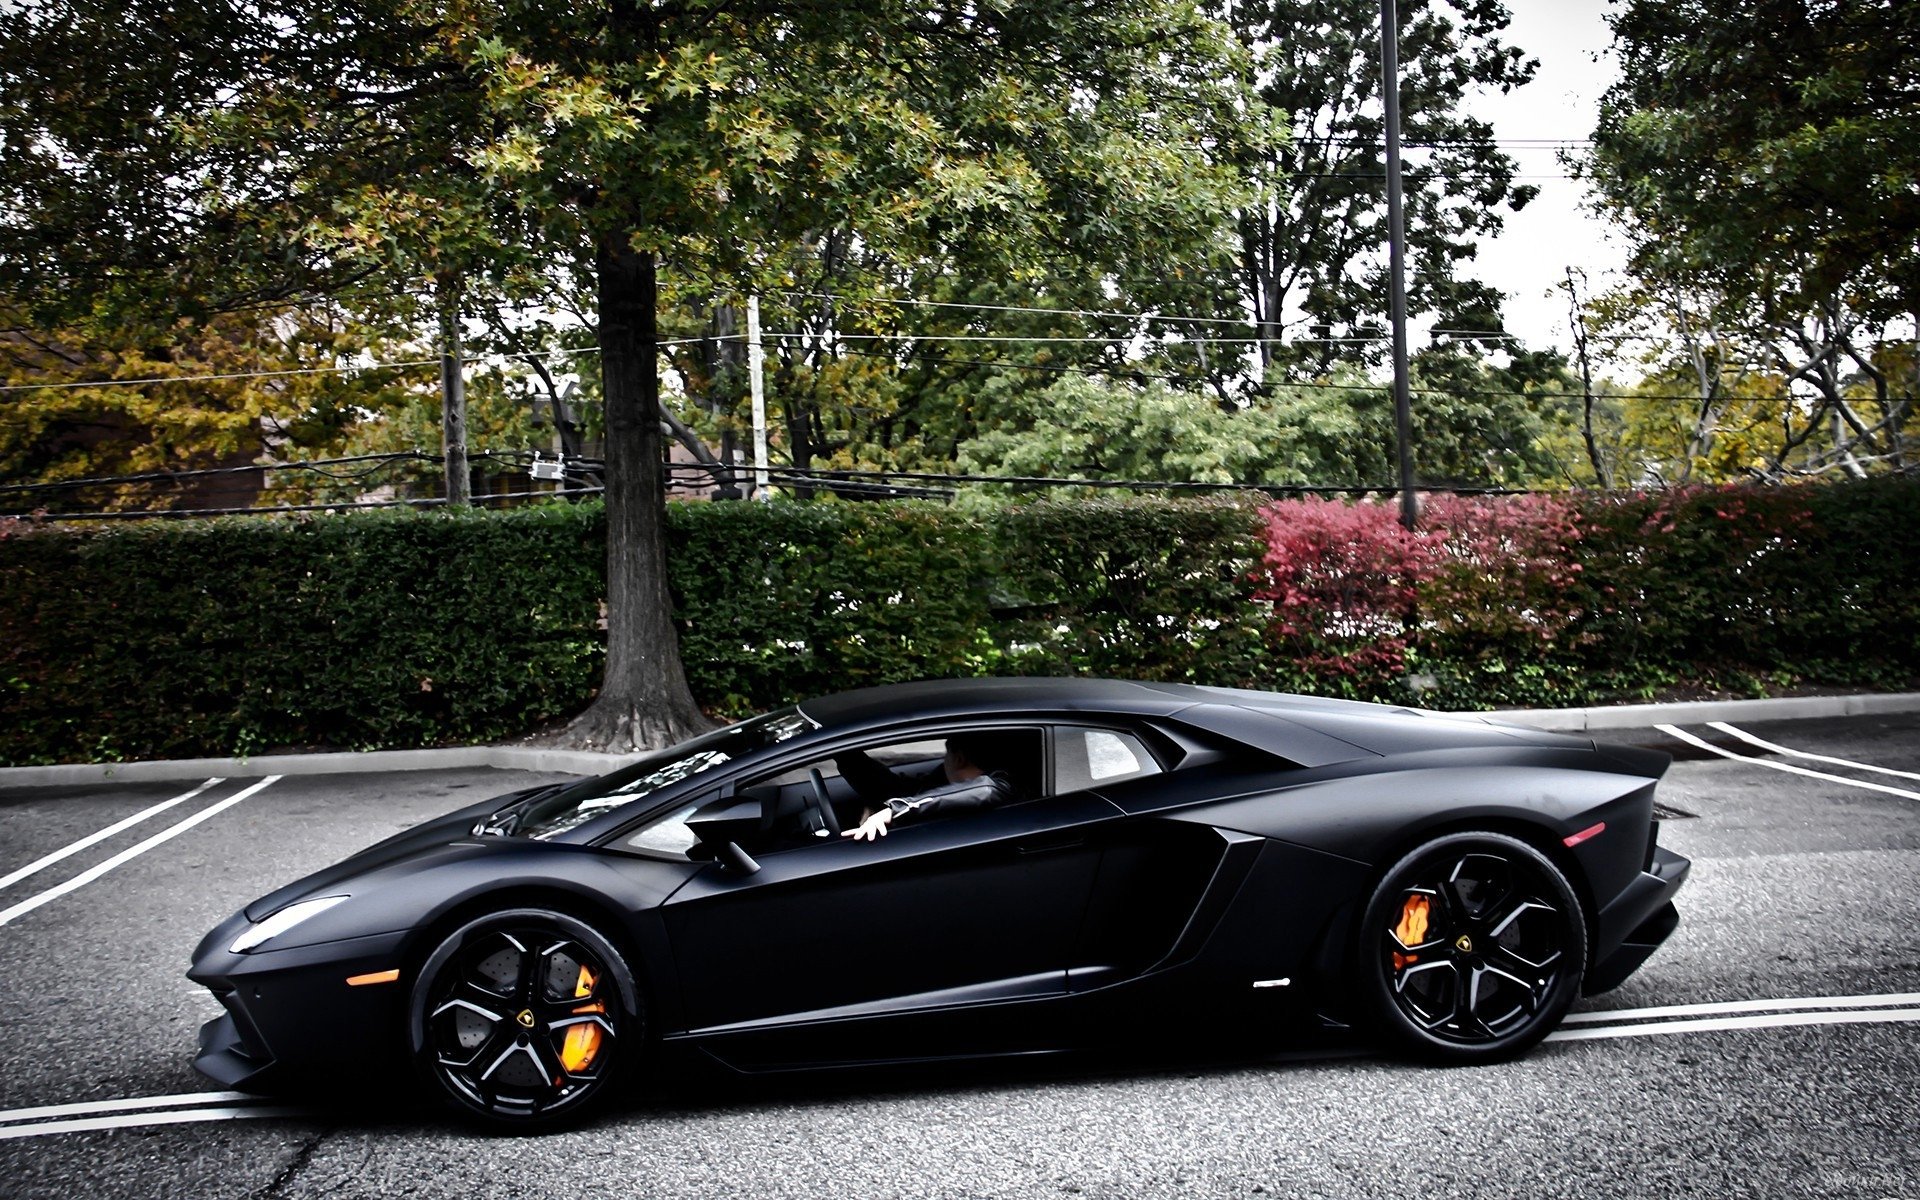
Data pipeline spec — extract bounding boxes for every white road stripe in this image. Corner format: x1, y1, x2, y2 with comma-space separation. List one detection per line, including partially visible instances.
0, 1090, 255, 1125
0, 989, 1916, 1140
1708, 721, 1920, 782
0, 776, 281, 928
1563, 992, 1920, 1025
1548, 1007, 1920, 1042
1655, 725, 1920, 802
0, 1105, 310, 1141
0, 778, 224, 894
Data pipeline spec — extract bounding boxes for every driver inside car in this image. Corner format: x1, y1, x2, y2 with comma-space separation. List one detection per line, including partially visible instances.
835, 732, 1023, 842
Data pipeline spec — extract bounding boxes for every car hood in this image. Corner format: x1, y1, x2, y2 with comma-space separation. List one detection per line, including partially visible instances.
241, 787, 535, 922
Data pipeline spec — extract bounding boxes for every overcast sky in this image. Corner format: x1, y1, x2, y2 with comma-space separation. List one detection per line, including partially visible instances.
1464, 0, 1627, 357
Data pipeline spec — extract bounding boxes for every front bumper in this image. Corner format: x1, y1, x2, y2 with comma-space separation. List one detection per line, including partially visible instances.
187, 927, 411, 1091
1584, 845, 1691, 996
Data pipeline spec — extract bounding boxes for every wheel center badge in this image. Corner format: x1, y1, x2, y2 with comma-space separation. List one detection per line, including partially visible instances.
1454, 934, 1474, 953
516, 1009, 536, 1028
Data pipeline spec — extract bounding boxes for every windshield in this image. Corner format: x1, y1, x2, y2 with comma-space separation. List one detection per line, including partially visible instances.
514, 707, 815, 840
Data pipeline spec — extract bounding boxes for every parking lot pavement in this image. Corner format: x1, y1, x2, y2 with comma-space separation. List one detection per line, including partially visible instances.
0, 717, 1916, 1197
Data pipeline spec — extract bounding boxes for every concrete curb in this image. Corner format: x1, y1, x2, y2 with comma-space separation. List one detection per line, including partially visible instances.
4, 691, 1918, 790
0, 745, 633, 790
1488, 690, 1920, 732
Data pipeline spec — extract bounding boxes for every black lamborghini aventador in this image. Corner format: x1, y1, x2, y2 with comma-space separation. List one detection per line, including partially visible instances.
189, 678, 1690, 1127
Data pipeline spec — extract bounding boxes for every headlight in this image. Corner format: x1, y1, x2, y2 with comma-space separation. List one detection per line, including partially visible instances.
229, 895, 349, 953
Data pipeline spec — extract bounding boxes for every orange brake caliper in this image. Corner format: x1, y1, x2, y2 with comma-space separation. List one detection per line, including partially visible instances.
1391, 894, 1430, 971
559, 963, 604, 1073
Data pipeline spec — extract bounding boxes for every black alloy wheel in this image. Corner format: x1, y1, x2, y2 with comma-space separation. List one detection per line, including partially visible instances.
410, 908, 640, 1128
1358, 832, 1586, 1062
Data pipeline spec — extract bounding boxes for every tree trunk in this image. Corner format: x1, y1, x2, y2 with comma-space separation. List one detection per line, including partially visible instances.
556, 240, 713, 752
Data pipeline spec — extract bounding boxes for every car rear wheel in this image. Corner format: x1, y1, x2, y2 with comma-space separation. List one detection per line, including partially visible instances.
1358, 832, 1586, 1062
409, 907, 640, 1128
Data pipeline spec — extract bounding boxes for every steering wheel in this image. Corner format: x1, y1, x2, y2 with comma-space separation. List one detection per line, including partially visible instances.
807, 768, 843, 836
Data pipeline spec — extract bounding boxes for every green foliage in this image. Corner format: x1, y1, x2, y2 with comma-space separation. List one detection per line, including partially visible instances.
0, 505, 606, 764
1229, 0, 1540, 375
5, 480, 1916, 765
0, 304, 427, 510
1580, 0, 1920, 481
1590, 0, 1920, 321
989, 498, 1268, 685
1260, 350, 1580, 489
669, 501, 996, 714
956, 374, 1295, 484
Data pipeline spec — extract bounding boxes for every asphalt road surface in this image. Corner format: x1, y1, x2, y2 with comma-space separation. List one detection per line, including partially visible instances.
0, 713, 1916, 1199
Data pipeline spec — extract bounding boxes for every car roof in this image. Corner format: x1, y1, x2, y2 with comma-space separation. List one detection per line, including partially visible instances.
793, 677, 1589, 761
795, 676, 1423, 729
796, 677, 1185, 728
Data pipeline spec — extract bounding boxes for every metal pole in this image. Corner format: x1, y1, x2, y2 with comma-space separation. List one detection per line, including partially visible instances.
1382, 0, 1417, 530
438, 275, 470, 507
747, 294, 769, 500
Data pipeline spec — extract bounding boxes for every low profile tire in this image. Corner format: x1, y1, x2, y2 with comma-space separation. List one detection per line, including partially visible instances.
409, 907, 641, 1129
1357, 832, 1586, 1063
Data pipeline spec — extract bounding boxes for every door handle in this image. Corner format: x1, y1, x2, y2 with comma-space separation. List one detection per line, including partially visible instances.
1015, 836, 1086, 855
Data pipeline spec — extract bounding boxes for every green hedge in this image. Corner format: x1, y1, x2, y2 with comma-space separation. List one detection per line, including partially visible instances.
670, 496, 1266, 709
3, 480, 1915, 766
0, 497, 1265, 764
0, 505, 607, 764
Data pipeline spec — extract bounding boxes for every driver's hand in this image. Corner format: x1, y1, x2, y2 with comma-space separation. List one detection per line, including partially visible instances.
843, 808, 892, 841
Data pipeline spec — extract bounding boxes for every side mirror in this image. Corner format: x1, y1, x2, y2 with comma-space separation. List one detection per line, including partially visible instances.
716, 840, 761, 876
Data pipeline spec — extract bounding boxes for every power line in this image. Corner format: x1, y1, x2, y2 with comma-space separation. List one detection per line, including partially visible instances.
15, 487, 608, 523
0, 358, 443, 393
756, 330, 1518, 348
681, 461, 1524, 497
0, 451, 439, 496
0, 338, 702, 394
768, 290, 1519, 340
830, 346, 1911, 406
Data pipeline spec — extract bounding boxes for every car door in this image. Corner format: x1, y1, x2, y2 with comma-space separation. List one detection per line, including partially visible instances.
661, 760, 1116, 1035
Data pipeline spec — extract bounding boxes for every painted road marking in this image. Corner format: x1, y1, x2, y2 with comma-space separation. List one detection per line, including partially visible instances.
1709, 721, 1920, 782
1564, 991, 1920, 1024
0, 776, 282, 928
1655, 725, 1920, 802
1548, 1007, 1920, 1042
0, 778, 225, 894
0, 1106, 311, 1141
2, 992, 1916, 1139
0, 1090, 255, 1124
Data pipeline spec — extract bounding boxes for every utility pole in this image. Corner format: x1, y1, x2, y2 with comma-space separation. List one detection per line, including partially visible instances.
437, 273, 470, 507
747, 293, 769, 500
1382, 0, 1418, 530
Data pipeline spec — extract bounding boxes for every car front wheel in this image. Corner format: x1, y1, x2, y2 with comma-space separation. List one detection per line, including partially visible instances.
1358, 832, 1587, 1062
409, 907, 640, 1128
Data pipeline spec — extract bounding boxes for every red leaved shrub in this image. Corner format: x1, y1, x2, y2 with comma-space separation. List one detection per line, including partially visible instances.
1256, 492, 1587, 699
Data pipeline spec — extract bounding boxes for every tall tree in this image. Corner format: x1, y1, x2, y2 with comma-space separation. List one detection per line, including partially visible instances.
0, 300, 421, 513
1585, 0, 1919, 477
1, 0, 1253, 749
1224, 0, 1538, 377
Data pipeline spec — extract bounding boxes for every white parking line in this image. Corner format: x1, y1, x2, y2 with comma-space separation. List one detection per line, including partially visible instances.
1655, 725, 1920, 802
0, 778, 224, 894
0, 989, 1916, 1139
0, 776, 281, 928
1564, 991, 1920, 1024
0, 1105, 310, 1141
1548, 1007, 1920, 1042
0, 1090, 255, 1124
1709, 722, 1920, 782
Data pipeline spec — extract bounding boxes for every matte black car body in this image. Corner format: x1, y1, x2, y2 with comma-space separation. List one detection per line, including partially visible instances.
189, 678, 1689, 1108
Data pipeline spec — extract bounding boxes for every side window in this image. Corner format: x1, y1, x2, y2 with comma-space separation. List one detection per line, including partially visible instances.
619, 799, 705, 858
1054, 727, 1161, 794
